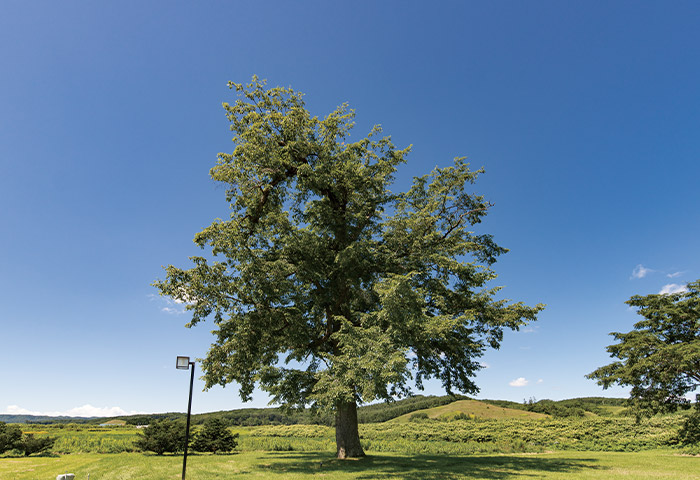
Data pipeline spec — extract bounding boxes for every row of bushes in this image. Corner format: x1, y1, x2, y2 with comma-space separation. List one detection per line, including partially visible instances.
6, 410, 699, 456
135, 418, 238, 455
1, 418, 238, 457
0, 422, 56, 456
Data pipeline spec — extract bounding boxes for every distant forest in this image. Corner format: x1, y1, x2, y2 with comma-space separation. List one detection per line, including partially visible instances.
1, 395, 631, 426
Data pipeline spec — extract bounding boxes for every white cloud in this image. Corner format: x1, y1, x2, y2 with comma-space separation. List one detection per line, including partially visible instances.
659, 283, 688, 295
631, 264, 652, 279
537, 379, 544, 384
509, 377, 529, 387
480, 362, 490, 369
150, 293, 190, 315
161, 306, 185, 315
667, 271, 683, 278
3, 404, 144, 418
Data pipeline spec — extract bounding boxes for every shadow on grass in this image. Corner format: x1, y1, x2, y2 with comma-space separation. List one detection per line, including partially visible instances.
254, 452, 606, 479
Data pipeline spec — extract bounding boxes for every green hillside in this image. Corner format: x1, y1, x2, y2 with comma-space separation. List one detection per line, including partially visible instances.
390, 399, 549, 422
2, 395, 633, 426
481, 397, 630, 418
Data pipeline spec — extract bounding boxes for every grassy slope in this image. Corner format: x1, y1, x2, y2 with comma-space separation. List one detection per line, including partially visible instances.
597, 405, 628, 415
2, 451, 698, 480
389, 399, 549, 422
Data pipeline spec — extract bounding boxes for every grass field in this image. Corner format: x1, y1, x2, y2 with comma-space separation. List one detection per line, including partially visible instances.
1, 450, 698, 480
2, 405, 696, 478
390, 399, 549, 422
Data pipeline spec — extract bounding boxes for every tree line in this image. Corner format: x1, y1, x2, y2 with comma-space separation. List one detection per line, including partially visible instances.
117, 394, 468, 427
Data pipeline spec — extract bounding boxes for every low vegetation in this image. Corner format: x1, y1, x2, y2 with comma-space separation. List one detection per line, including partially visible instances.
2, 408, 695, 457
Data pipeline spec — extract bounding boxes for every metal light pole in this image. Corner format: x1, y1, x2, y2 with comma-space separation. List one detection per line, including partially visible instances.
176, 356, 195, 480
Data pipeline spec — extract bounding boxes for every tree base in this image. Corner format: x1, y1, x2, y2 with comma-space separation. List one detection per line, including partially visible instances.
335, 400, 365, 459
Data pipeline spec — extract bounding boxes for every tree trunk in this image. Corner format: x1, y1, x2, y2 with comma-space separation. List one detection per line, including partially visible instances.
335, 400, 365, 459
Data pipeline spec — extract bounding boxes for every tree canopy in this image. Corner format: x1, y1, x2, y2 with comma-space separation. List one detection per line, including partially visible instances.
154, 77, 543, 457
588, 280, 700, 414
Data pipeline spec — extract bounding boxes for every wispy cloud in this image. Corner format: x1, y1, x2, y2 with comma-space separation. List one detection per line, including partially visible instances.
161, 306, 186, 315
659, 283, 688, 295
3, 404, 144, 418
631, 264, 653, 279
537, 379, 544, 384
509, 377, 529, 387
150, 294, 188, 315
666, 271, 683, 278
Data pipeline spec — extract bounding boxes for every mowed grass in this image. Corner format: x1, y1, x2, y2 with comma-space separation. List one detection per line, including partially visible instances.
390, 399, 549, 422
1, 450, 698, 480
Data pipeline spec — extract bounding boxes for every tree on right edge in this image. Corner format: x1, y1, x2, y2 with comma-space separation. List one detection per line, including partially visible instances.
588, 280, 700, 415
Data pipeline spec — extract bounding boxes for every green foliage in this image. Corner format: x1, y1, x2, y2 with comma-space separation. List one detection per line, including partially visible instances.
240, 416, 684, 454
452, 413, 472, 421
678, 411, 700, 445
191, 418, 239, 453
154, 77, 542, 456
588, 280, 700, 414
0, 422, 22, 453
7, 413, 691, 457
523, 399, 585, 418
19, 433, 56, 456
481, 397, 629, 418
134, 419, 186, 455
19, 424, 139, 454
677, 400, 700, 445
409, 412, 430, 422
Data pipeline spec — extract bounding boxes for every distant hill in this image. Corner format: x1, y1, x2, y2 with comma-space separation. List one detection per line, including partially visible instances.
0, 414, 96, 424
99, 419, 127, 426
103, 395, 470, 427
0, 395, 630, 425
390, 399, 550, 422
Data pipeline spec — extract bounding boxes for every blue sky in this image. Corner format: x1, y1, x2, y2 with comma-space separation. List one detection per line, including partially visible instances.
2, 1, 699, 417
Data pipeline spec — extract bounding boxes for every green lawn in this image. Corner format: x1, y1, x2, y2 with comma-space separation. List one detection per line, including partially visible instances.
1, 450, 697, 480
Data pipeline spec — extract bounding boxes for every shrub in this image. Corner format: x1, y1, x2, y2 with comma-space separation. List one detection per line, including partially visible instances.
409, 413, 429, 422
20, 434, 56, 456
191, 418, 238, 454
678, 411, 700, 445
134, 419, 186, 455
0, 422, 22, 453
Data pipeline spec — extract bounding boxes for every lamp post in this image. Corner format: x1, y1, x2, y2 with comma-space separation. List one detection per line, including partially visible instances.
176, 356, 195, 480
